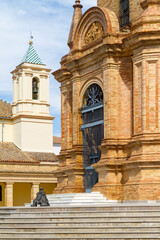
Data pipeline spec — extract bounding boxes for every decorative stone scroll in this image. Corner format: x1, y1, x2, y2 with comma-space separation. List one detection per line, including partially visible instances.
84, 22, 104, 44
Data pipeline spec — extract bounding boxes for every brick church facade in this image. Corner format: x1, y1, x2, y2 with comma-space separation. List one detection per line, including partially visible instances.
53, 0, 160, 200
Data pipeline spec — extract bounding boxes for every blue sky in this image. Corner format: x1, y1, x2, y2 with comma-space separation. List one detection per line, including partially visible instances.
0, 0, 96, 137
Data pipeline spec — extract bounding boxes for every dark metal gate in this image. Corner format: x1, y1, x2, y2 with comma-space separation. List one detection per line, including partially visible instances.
81, 84, 103, 193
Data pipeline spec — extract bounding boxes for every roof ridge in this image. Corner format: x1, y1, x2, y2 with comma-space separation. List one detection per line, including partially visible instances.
0, 99, 11, 105
11, 143, 38, 162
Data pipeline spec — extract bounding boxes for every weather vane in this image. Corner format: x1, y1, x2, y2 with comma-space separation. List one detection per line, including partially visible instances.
30, 30, 33, 39
29, 30, 33, 44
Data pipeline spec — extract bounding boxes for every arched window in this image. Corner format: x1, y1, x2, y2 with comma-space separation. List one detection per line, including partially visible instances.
32, 78, 39, 100
120, 0, 129, 29
82, 84, 103, 108
81, 84, 103, 192
0, 185, 2, 201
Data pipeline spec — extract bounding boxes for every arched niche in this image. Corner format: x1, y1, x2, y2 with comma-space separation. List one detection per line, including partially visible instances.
82, 83, 103, 108
73, 6, 119, 49
32, 77, 39, 100
80, 78, 103, 108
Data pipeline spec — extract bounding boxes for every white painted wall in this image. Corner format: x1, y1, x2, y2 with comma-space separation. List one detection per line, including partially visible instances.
13, 117, 53, 152
0, 119, 13, 142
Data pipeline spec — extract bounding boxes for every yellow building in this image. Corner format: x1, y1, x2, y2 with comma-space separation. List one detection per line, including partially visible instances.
53, 0, 160, 201
0, 38, 58, 207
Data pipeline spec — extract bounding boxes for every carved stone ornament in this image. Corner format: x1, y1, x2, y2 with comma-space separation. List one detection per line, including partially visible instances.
84, 22, 104, 44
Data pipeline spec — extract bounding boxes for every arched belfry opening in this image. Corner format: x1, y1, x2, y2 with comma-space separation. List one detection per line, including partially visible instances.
32, 78, 39, 100
81, 84, 104, 192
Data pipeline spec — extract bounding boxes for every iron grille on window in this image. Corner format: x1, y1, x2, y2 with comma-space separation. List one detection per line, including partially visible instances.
81, 84, 104, 192
82, 124, 103, 167
120, 0, 129, 29
83, 84, 103, 108
81, 84, 104, 167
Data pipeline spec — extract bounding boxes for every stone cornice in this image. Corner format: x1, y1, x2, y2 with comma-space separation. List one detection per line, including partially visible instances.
12, 101, 50, 107
11, 65, 51, 74
52, 67, 72, 83
12, 114, 54, 121
122, 30, 160, 52
60, 44, 124, 76
123, 159, 160, 171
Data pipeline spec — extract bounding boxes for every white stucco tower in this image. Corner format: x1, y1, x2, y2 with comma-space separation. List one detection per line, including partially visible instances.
11, 38, 54, 152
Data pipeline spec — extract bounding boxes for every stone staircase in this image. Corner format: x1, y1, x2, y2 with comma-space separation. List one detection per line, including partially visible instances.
46, 192, 117, 206
1, 201, 160, 239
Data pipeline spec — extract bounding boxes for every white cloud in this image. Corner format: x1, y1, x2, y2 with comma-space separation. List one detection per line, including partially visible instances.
17, 9, 27, 16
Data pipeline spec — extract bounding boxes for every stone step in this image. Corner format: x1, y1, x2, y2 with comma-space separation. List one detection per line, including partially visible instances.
1, 216, 160, 223
46, 196, 107, 200
0, 219, 160, 228
1, 219, 160, 225
46, 197, 104, 199
47, 194, 106, 197
1, 238, 160, 240
0, 236, 160, 240
2, 209, 160, 214
2, 213, 160, 218
1, 221, 160, 227
3, 205, 160, 212
47, 199, 108, 203
1, 232, 160, 238
46, 198, 107, 202
1, 226, 160, 233
25, 204, 160, 209
26, 204, 118, 208
46, 192, 103, 197
47, 199, 108, 202
25, 203, 118, 207
2, 211, 160, 217
48, 198, 106, 204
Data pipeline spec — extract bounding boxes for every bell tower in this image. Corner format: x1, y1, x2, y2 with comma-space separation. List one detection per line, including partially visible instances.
11, 37, 54, 152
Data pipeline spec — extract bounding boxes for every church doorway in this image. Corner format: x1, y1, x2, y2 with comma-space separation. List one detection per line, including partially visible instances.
81, 84, 103, 192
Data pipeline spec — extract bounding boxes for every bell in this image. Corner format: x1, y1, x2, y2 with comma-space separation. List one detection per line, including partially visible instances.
33, 86, 38, 93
